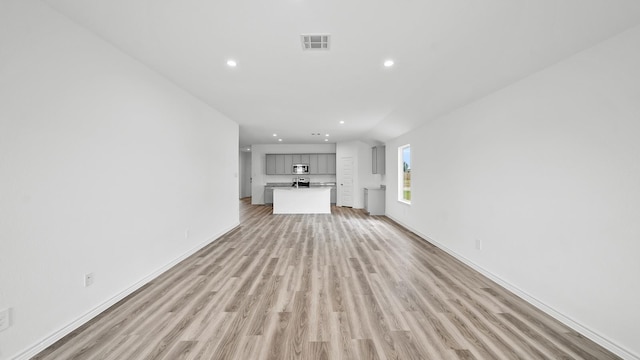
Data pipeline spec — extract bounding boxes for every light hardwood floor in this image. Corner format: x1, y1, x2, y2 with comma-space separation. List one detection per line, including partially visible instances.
34, 199, 620, 360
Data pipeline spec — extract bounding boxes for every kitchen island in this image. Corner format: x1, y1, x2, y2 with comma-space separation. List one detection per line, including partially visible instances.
273, 187, 331, 214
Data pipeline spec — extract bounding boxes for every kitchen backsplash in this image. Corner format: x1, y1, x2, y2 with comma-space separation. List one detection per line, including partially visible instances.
265, 174, 337, 183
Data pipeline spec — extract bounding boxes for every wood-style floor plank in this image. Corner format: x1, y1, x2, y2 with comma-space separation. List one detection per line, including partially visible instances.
33, 199, 621, 360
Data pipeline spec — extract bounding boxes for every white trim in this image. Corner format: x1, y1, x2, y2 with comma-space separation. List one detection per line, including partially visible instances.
385, 214, 640, 360
12, 223, 239, 360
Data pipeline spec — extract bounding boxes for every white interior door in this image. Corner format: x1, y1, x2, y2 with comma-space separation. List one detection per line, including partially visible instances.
240, 151, 252, 198
242, 157, 252, 198
339, 157, 354, 207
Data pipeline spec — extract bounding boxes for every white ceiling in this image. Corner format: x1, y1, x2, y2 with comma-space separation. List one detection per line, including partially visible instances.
43, 0, 640, 148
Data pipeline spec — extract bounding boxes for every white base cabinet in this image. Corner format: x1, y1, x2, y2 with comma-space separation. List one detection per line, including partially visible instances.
273, 188, 331, 214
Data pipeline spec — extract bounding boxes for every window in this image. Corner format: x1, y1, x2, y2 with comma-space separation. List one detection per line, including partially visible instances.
398, 144, 411, 203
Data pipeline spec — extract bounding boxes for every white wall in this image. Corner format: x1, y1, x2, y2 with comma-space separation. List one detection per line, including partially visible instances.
336, 141, 385, 209
251, 144, 337, 204
385, 25, 640, 359
0, 1, 239, 359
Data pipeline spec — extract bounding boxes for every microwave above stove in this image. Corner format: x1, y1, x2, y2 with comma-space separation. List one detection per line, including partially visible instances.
293, 163, 309, 174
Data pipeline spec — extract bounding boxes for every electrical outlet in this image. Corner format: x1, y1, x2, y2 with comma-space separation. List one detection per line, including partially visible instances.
84, 273, 95, 287
0, 308, 10, 332
475, 238, 483, 250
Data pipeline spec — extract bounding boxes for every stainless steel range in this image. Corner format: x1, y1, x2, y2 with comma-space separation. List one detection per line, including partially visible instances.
292, 177, 310, 188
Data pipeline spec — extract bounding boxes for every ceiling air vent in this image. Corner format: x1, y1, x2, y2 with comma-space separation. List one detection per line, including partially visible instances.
301, 34, 330, 50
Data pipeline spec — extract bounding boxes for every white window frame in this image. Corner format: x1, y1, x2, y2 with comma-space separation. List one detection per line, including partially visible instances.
398, 144, 411, 204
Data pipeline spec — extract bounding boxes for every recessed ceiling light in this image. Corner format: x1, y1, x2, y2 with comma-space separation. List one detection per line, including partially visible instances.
273, 133, 277, 137
339, 120, 345, 124
227, 60, 237, 67
383, 60, 394, 67
325, 134, 329, 137
278, 139, 283, 142
324, 139, 329, 142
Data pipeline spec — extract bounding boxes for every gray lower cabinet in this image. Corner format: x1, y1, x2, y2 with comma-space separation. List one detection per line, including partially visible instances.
264, 187, 273, 204
364, 188, 385, 215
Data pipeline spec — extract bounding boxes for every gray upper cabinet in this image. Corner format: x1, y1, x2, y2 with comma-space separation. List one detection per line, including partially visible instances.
275, 154, 286, 174
372, 145, 385, 174
266, 154, 277, 174
312, 154, 336, 174
266, 154, 290, 175
309, 154, 318, 173
317, 154, 329, 174
328, 154, 336, 174
283, 154, 293, 174
266, 153, 336, 175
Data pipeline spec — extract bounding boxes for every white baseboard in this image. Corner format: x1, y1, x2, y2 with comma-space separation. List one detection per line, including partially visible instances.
12, 223, 238, 360
385, 214, 639, 360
